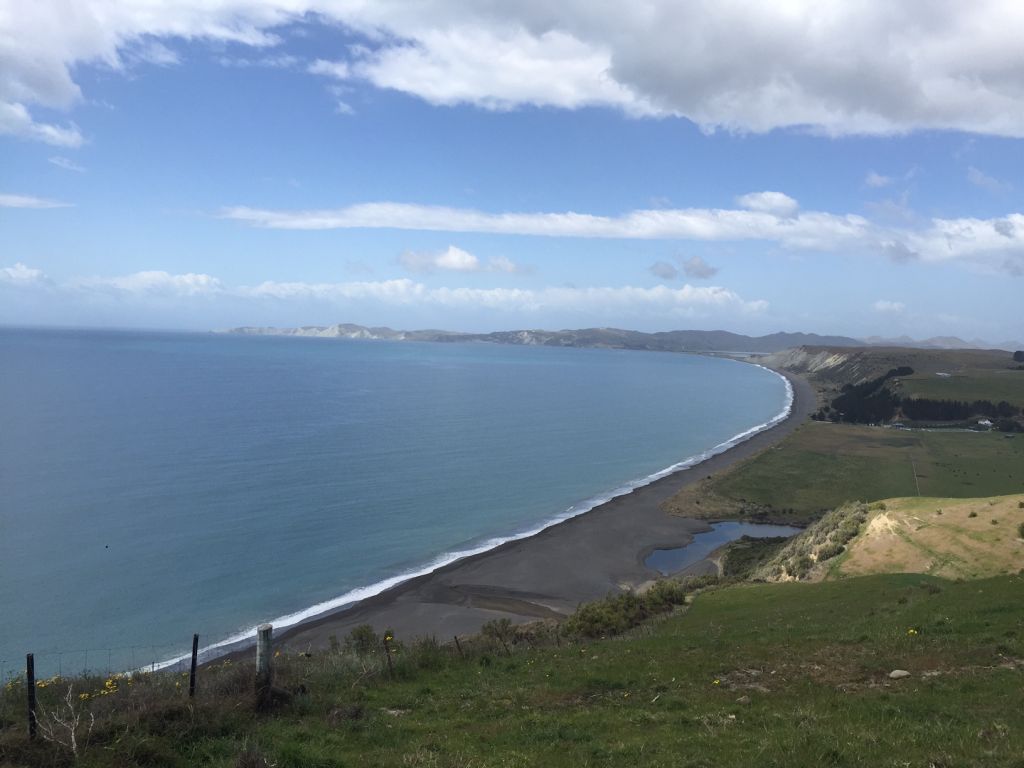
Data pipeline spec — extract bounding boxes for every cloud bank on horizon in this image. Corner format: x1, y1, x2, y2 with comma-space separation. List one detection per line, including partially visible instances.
1, 1, 1023, 339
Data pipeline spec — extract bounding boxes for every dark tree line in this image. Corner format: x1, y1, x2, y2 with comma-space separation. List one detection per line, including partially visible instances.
900, 398, 1020, 421
823, 367, 913, 423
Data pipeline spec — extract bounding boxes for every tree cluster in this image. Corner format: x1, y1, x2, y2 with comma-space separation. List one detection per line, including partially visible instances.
812, 365, 1022, 425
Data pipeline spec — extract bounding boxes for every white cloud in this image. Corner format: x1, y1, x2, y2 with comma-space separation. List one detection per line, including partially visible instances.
864, 171, 893, 188
967, 166, 1011, 193
873, 300, 906, 313
308, 59, 350, 79
337, 27, 654, 115
220, 199, 868, 251
735, 191, 799, 217
221, 197, 1024, 275
0, 193, 72, 208
682, 255, 718, 279
0, 102, 83, 147
1, 263, 766, 319
399, 245, 521, 274
7, 2, 1024, 141
128, 39, 180, 66
48, 156, 85, 172
240, 278, 766, 315
0, 262, 49, 284
74, 270, 224, 296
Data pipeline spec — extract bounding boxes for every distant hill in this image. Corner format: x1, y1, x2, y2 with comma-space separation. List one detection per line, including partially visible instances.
222, 323, 864, 354
862, 334, 1024, 352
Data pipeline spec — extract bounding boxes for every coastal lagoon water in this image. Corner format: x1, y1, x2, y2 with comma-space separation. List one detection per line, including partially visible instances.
645, 522, 803, 575
0, 328, 789, 676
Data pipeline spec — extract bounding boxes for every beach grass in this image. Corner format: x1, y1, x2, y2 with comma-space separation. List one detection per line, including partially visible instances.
665, 422, 1024, 522
3, 572, 1023, 767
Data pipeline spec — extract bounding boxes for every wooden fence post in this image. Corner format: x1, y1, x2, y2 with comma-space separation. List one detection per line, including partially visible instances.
25, 654, 36, 740
188, 634, 199, 698
453, 635, 464, 659
255, 624, 273, 708
382, 633, 395, 678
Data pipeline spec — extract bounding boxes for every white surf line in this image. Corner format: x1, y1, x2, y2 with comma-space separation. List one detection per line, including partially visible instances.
149, 357, 796, 672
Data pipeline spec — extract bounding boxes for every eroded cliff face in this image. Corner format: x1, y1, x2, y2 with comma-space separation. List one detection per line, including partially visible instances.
760, 347, 896, 388
761, 348, 854, 376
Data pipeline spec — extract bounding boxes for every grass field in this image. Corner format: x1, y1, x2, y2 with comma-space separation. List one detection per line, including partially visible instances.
834, 494, 1024, 580
896, 368, 1024, 408
664, 422, 1024, 522
3, 574, 1022, 767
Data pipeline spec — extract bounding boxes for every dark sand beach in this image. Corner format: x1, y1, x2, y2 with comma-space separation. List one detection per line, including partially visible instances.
274, 367, 814, 652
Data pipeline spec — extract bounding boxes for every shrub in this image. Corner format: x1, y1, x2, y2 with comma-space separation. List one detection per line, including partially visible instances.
816, 542, 844, 562
563, 576, 713, 639
344, 625, 380, 656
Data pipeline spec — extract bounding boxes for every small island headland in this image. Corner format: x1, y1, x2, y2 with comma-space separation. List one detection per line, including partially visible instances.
270, 366, 815, 654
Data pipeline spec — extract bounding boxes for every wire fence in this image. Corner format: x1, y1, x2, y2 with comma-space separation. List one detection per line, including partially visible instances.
0, 627, 252, 683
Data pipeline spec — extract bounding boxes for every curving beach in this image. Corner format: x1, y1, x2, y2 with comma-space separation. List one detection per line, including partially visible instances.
275, 367, 814, 652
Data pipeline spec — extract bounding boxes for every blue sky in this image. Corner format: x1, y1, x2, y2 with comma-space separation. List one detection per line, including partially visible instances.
2, 3, 1024, 343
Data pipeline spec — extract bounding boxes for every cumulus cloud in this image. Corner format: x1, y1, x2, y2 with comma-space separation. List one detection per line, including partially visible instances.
873, 300, 906, 313
682, 255, 718, 279
398, 245, 521, 274
6, 2, 1024, 143
735, 191, 799, 217
0, 262, 49, 284
0, 193, 73, 208
73, 270, 224, 296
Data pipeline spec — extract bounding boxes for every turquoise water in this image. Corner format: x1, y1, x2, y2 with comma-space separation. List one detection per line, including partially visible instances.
0, 328, 789, 676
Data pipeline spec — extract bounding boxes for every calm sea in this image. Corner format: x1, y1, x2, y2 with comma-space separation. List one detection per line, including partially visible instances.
0, 328, 788, 676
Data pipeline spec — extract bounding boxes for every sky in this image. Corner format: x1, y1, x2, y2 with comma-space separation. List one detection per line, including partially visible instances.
2, 2, 1024, 343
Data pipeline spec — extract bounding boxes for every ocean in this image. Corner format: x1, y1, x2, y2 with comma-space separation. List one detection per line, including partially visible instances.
0, 328, 789, 677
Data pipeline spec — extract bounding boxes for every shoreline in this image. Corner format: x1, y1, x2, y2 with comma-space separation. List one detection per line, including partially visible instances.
235, 365, 815, 655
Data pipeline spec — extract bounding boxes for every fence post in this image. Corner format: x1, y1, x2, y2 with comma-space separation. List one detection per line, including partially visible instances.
26, 654, 36, 740
255, 624, 273, 708
453, 635, 464, 659
382, 633, 395, 678
188, 634, 199, 698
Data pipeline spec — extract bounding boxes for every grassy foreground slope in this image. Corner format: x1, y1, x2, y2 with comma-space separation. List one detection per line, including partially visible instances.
664, 422, 1024, 523
3, 573, 1024, 767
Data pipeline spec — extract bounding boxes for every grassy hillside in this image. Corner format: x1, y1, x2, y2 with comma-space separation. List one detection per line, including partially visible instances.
897, 368, 1024, 408
3, 574, 1022, 767
663, 422, 1024, 522
834, 494, 1024, 580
